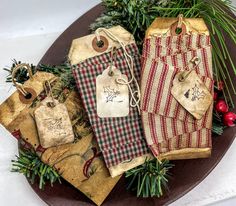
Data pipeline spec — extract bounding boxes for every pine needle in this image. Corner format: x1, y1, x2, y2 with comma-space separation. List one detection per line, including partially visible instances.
11, 149, 61, 189
125, 158, 174, 197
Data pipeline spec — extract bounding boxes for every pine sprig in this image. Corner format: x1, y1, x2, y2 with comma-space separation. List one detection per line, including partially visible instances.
212, 121, 225, 135
3, 60, 76, 90
11, 149, 61, 189
90, 0, 169, 46
3, 59, 37, 84
38, 63, 71, 76
38, 63, 76, 90
125, 159, 174, 197
212, 110, 225, 135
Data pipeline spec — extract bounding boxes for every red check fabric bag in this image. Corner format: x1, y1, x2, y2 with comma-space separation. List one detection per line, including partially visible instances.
72, 43, 150, 173
141, 33, 214, 158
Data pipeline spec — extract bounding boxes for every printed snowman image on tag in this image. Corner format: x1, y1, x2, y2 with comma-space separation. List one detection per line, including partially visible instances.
96, 66, 129, 118
171, 70, 213, 120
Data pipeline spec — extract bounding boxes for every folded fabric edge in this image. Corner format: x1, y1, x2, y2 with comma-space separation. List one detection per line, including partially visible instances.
156, 147, 211, 160
109, 153, 153, 177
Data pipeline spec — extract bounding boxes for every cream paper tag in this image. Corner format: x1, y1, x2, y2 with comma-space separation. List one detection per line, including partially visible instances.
34, 97, 74, 148
171, 70, 213, 120
96, 66, 129, 118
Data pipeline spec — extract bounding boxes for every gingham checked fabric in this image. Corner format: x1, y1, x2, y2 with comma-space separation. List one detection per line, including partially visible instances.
141, 33, 213, 157
72, 43, 150, 168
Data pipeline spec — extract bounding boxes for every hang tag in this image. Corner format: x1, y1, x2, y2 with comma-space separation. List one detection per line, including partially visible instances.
34, 97, 74, 148
96, 66, 129, 118
171, 70, 213, 120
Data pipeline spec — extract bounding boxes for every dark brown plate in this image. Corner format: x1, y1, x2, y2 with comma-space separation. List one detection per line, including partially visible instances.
31, 3, 236, 206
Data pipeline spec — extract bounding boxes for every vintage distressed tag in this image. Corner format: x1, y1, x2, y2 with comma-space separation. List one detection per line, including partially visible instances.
96, 66, 129, 118
171, 70, 213, 120
34, 97, 74, 148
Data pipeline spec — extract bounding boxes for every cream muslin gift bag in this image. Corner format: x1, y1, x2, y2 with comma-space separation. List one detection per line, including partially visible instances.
140, 16, 214, 160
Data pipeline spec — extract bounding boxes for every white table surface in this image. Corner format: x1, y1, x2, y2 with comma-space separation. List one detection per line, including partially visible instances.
0, 1, 236, 206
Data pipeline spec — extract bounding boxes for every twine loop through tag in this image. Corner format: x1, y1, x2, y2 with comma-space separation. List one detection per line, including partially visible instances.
12, 63, 33, 95
170, 14, 186, 36
108, 47, 117, 76
44, 80, 56, 107
178, 56, 201, 82
95, 28, 141, 113
177, 14, 184, 29
12, 63, 37, 104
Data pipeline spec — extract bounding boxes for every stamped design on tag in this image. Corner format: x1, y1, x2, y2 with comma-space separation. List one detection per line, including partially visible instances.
171, 70, 213, 120
104, 86, 121, 103
44, 117, 64, 131
34, 97, 74, 148
191, 83, 206, 101
96, 66, 129, 118
184, 82, 207, 101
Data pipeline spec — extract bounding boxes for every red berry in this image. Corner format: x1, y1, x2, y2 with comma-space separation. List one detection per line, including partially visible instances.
215, 100, 229, 113
213, 92, 218, 101
223, 112, 236, 127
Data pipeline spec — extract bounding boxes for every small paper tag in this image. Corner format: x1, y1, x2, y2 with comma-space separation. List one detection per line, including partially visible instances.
96, 66, 129, 118
34, 97, 74, 148
171, 70, 213, 119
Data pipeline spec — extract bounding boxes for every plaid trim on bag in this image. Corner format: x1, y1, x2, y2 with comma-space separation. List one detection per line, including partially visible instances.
141, 34, 213, 157
72, 43, 150, 168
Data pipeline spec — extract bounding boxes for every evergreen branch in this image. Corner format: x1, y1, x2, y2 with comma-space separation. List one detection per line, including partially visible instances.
3, 59, 37, 84
38, 63, 76, 90
11, 149, 61, 189
125, 159, 174, 197
212, 108, 226, 135
2, 60, 76, 90
38, 63, 71, 76
212, 121, 225, 135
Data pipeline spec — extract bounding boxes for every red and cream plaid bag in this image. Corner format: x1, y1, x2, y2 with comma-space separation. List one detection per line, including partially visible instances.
69, 26, 151, 177
141, 17, 214, 159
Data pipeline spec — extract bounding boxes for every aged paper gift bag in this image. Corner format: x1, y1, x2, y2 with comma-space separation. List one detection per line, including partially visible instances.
0, 64, 120, 206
